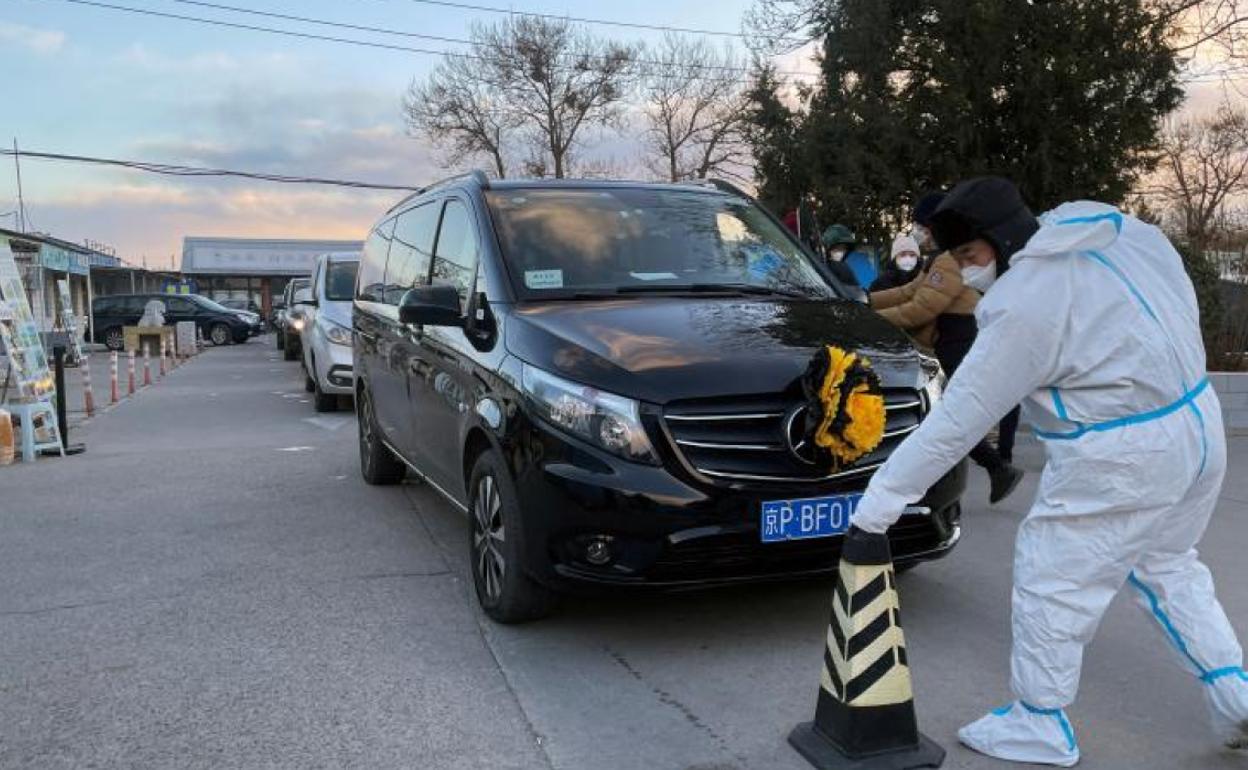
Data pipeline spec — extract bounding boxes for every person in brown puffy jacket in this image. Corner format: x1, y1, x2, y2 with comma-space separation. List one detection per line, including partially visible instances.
870, 250, 1024, 504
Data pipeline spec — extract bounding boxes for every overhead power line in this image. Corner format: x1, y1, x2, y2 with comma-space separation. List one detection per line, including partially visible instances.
46, 0, 814, 83
49, 0, 479, 60
389, 0, 804, 43
161, 0, 808, 77
0, 148, 421, 191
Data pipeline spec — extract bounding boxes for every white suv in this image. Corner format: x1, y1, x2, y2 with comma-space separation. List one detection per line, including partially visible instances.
299, 252, 360, 411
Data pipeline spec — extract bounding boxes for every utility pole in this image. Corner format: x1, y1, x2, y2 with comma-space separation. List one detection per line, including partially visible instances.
13, 138, 26, 233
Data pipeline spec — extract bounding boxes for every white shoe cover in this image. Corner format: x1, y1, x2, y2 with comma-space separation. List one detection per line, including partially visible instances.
1205, 670, 1248, 750
958, 702, 1080, 767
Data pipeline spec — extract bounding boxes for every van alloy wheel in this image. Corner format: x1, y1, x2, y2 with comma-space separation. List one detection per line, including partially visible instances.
357, 387, 405, 485
472, 475, 506, 603
104, 327, 124, 351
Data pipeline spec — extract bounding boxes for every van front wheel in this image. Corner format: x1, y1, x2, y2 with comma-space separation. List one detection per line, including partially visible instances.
468, 451, 555, 624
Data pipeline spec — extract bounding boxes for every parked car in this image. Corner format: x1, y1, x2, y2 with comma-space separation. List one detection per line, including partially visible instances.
91, 293, 258, 350
353, 174, 965, 623
217, 298, 262, 315
276, 277, 311, 359
269, 299, 285, 332
298, 252, 360, 412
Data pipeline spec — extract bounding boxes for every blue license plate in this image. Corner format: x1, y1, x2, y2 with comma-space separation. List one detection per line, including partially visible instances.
760, 493, 862, 543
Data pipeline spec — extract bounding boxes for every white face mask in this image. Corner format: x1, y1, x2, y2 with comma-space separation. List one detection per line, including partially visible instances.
961, 262, 998, 292
828, 248, 847, 262
896, 255, 919, 272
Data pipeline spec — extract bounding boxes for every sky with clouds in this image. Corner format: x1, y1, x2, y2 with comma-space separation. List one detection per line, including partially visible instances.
0, 1, 1233, 267
1, 0, 772, 265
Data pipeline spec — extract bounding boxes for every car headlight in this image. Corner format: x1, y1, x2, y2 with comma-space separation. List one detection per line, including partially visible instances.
521, 363, 657, 463
322, 319, 351, 346
292, 317, 306, 331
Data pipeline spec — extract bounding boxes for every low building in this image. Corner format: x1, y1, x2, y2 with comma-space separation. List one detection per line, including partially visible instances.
181, 237, 364, 317
0, 227, 114, 341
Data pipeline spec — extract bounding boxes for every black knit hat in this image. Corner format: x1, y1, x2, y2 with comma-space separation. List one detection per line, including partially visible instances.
929, 177, 1038, 268
912, 192, 946, 227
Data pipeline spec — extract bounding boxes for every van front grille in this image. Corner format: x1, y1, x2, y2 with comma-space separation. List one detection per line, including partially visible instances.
661, 389, 925, 485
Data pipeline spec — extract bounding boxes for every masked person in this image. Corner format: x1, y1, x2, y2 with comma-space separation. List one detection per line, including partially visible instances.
870, 230, 1024, 504
851, 177, 1248, 766
916, 190, 1023, 463
822, 224, 878, 288
817, 224, 861, 287
873, 233, 924, 292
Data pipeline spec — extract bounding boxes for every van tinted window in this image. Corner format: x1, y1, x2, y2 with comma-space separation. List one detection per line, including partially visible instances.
384, 202, 439, 305
357, 222, 394, 303
93, 297, 118, 314
432, 200, 479, 306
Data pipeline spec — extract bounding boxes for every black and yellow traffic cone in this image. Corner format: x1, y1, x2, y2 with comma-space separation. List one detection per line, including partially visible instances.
789, 526, 944, 769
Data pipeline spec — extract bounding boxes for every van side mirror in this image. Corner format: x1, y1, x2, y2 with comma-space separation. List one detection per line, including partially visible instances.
400, 284, 462, 327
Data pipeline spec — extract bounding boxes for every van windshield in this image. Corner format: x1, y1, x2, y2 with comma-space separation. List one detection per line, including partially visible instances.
325, 261, 359, 301
485, 188, 839, 299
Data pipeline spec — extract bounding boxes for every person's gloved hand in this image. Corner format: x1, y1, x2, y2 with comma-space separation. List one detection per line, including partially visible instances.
850, 496, 904, 534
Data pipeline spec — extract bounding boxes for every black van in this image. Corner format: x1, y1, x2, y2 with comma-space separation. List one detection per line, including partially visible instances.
91, 293, 257, 350
354, 174, 966, 622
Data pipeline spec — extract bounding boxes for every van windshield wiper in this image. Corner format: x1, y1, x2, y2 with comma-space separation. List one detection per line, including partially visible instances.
614, 283, 813, 299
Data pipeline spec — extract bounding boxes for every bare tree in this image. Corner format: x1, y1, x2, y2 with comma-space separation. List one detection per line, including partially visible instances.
641, 35, 753, 183
1156, 102, 1248, 250
403, 55, 519, 178
477, 17, 635, 179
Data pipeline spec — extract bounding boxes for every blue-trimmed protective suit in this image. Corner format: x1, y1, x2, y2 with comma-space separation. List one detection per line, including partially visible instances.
853, 201, 1247, 765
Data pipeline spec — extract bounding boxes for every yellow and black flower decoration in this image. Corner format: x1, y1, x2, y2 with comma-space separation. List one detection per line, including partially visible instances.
801, 345, 886, 468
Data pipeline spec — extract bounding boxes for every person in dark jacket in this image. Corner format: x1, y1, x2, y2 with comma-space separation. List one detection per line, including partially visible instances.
816, 223, 861, 287
822, 224, 878, 287
871, 238, 1024, 504
873, 232, 924, 292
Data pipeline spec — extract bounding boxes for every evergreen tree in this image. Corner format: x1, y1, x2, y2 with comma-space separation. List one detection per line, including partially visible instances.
749, 0, 1184, 244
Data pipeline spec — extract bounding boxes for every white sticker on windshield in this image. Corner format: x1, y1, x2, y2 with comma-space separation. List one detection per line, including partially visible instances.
629, 271, 678, 281
525, 269, 564, 289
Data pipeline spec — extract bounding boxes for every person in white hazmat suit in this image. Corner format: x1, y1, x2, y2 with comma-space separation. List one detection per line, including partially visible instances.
850, 177, 1248, 766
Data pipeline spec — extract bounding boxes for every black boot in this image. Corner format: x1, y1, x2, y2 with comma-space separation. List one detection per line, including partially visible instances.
989, 463, 1024, 504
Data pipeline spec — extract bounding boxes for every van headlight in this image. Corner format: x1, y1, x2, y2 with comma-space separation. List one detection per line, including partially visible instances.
521, 363, 657, 463
321, 319, 351, 346
919, 353, 945, 408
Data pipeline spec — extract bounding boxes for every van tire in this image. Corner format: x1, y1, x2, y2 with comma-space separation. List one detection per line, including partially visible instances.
357, 387, 405, 485
283, 335, 299, 361
276, 332, 285, 350
468, 451, 556, 624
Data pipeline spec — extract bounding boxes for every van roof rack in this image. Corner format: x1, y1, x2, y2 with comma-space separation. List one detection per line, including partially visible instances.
698, 178, 752, 198
387, 169, 491, 213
